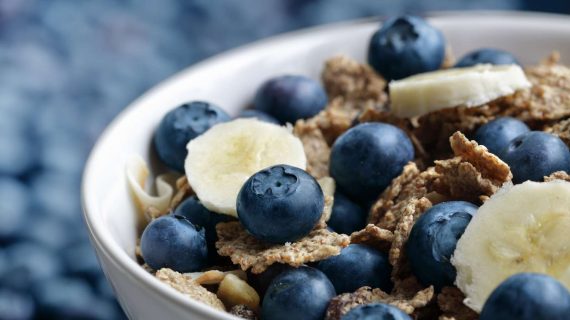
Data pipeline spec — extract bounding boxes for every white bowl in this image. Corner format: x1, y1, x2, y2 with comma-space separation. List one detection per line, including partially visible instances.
82, 11, 570, 320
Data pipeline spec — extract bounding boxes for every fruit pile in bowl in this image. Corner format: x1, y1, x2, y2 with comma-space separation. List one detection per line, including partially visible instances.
126, 15, 570, 320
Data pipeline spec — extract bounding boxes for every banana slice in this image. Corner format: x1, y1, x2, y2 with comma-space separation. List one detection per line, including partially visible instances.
185, 118, 306, 217
452, 180, 570, 312
389, 64, 531, 118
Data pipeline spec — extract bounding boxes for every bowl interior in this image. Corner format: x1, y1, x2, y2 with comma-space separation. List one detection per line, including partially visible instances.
83, 11, 570, 317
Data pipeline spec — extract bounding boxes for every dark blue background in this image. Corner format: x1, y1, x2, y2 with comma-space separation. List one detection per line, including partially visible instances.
0, 1, 567, 319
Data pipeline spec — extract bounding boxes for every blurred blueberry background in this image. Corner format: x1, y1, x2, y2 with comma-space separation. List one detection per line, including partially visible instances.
0, 0, 568, 319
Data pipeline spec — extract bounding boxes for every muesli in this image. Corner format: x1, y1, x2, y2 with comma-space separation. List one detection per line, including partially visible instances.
128, 15, 570, 320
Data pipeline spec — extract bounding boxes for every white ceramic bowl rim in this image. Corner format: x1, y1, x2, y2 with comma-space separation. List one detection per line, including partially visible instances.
82, 10, 570, 319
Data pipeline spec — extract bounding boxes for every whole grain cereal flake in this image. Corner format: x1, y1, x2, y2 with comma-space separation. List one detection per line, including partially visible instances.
155, 268, 226, 311
293, 118, 331, 179
350, 224, 394, 252
433, 132, 512, 203
215, 222, 349, 274
546, 118, 570, 148
368, 162, 435, 229
324, 286, 434, 320
388, 198, 432, 281
321, 55, 388, 114
310, 101, 354, 145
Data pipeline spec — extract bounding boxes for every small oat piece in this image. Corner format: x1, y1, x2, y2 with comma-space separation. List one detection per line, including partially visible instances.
216, 222, 350, 273
229, 305, 258, 320
545, 170, 570, 182
350, 224, 394, 252
546, 118, 570, 147
170, 176, 194, 209
293, 119, 331, 179
321, 55, 388, 115
217, 274, 260, 311
324, 286, 434, 320
155, 268, 225, 311
434, 132, 512, 202
437, 287, 478, 320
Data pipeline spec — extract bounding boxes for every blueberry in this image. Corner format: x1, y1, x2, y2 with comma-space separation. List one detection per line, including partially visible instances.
0, 251, 7, 276
19, 215, 70, 250
499, 131, 570, 184
154, 101, 230, 171
1, 243, 63, 292
474, 117, 530, 155
455, 48, 520, 68
0, 289, 35, 320
62, 243, 102, 285
30, 172, 82, 221
140, 215, 207, 272
328, 191, 367, 235
0, 124, 37, 176
173, 196, 232, 263
39, 130, 87, 176
236, 109, 279, 124
34, 277, 115, 320
330, 123, 414, 202
247, 264, 293, 299
237, 165, 324, 244
254, 75, 327, 124
368, 15, 445, 80
341, 303, 411, 320
317, 244, 392, 294
262, 266, 336, 320
0, 177, 29, 243
406, 201, 478, 291
480, 273, 570, 320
